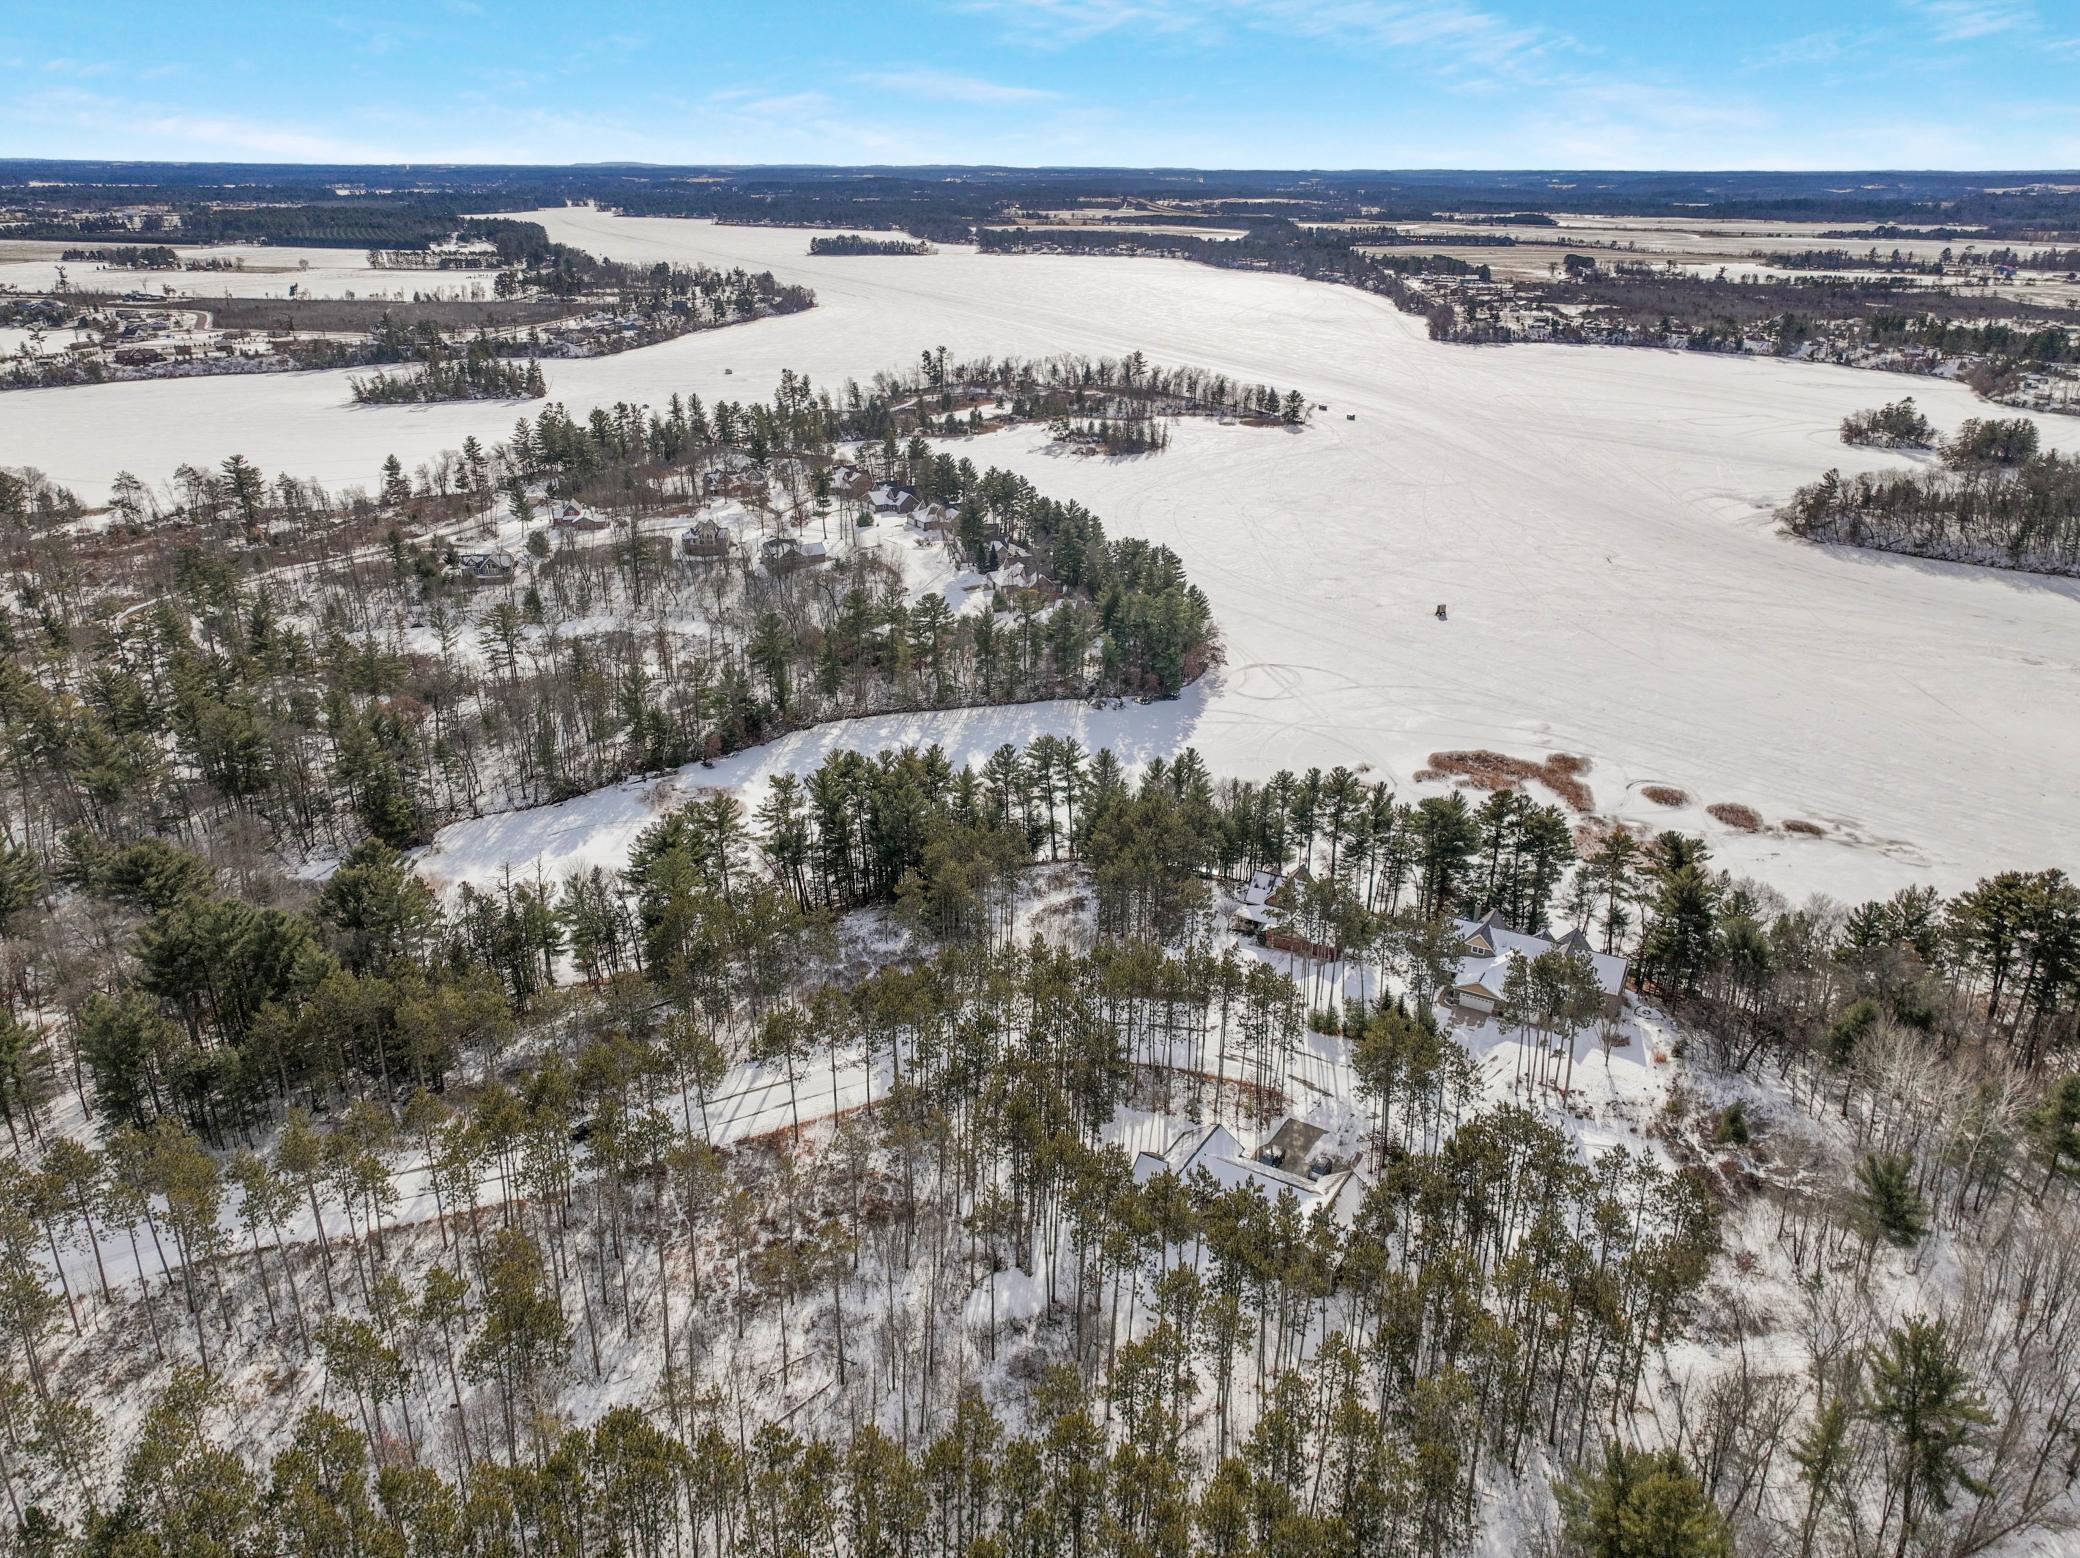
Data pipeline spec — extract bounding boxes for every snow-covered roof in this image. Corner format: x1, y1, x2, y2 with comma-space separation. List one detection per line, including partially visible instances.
1132, 1122, 1369, 1225
1450, 912, 1625, 1001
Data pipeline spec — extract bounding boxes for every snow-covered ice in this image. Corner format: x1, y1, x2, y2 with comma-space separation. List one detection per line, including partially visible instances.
7, 209, 2080, 902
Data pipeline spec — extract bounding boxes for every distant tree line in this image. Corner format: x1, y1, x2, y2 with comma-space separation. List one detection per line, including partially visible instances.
56, 246, 182, 268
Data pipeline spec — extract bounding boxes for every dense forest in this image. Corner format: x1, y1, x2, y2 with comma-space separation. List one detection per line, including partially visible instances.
2, 716, 2078, 1553
1780, 444, 2080, 575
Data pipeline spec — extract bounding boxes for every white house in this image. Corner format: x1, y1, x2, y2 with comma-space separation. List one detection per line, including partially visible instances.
1131, 1122, 1369, 1226
1446, 910, 1627, 1019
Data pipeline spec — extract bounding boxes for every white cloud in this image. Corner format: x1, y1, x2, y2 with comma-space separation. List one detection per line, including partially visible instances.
968, 0, 1565, 81
852, 67, 1060, 105
1901, 0, 2034, 42
959, 0, 1215, 48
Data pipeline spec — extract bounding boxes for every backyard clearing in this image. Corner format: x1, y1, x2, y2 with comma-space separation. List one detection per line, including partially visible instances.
7, 208, 2080, 902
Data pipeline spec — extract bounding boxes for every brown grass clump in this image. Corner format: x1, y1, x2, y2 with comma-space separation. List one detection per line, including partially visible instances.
1782, 819, 1825, 836
1706, 802, 1764, 832
1425, 749, 1596, 812
1641, 785, 1690, 808
1571, 816, 1644, 854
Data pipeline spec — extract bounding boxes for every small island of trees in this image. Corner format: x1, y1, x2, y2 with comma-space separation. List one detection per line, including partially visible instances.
1839, 397, 1933, 448
809, 233, 933, 256
351, 343, 547, 404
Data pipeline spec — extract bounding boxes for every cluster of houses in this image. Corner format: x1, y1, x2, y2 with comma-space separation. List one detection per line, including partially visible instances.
1115, 892, 1637, 1233
1227, 871, 1628, 1023
1446, 909, 1627, 1021
511, 457, 1073, 595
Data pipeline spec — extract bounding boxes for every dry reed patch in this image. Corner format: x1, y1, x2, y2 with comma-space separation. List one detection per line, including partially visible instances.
1571, 816, 1643, 853
1641, 785, 1690, 808
1782, 819, 1825, 836
1424, 749, 1596, 812
1706, 802, 1764, 832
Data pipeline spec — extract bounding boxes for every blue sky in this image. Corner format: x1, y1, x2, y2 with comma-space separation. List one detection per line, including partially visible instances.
4, 0, 2077, 170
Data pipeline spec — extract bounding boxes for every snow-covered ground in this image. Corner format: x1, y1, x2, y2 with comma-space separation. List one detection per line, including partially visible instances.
9, 208, 2080, 903
0, 239, 498, 301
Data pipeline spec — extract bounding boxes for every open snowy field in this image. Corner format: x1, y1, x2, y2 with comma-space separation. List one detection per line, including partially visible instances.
7, 207, 2080, 902
0, 238, 498, 301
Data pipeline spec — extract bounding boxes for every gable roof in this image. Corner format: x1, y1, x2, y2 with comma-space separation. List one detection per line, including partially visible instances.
1131, 1122, 1370, 1226
1450, 915, 1626, 1000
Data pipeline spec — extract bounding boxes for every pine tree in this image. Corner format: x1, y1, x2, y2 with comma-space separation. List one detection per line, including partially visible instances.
1553, 1440, 1732, 1558
1852, 1152, 1930, 1248
1865, 1315, 1990, 1558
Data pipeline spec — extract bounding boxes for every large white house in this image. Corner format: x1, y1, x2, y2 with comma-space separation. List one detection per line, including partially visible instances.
1131, 1121, 1370, 1226
1446, 910, 1627, 1020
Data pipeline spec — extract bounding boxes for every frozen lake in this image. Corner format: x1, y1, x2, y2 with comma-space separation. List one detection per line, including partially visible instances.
6, 208, 2079, 901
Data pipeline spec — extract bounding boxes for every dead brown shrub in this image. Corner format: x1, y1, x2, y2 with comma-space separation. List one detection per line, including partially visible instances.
1707, 802, 1764, 832
1425, 749, 1596, 812
1641, 785, 1690, 808
1782, 819, 1825, 836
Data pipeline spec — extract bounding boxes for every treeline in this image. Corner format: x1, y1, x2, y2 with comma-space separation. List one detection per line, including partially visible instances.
1839, 398, 1933, 447
978, 219, 1488, 308
16, 197, 545, 253
1780, 445, 2080, 575
39, 725, 2080, 1141
860, 346, 1310, 433
0, 745, 1580, 1135
14, 160, 2080, 233
351, 349, 548, 404
56, 246, 181, 268
1481, 270, 2080, 370
808, 233, 931, 256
